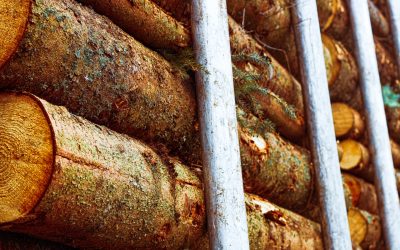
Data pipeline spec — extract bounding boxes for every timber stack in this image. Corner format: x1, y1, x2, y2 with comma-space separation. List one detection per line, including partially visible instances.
0, 0, 398, 249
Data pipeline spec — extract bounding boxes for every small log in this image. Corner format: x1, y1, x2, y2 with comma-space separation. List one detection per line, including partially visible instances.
386, 106, 400, 144
0, 92, 323, 249
77, 0, 191, 50
342, 174, 378, 214
0, 232, 74, 250
368, 0, 390, 37
332, 103, 365, 139
348, 208, 382, 249
339, 139, 374, 181
391, 139, 400, 168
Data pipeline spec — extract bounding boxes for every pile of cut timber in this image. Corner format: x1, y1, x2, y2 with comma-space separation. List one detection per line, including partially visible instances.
0, 0, 398, 249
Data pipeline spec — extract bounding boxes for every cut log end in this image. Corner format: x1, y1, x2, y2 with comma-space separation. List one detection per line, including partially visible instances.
332, 103, 364, 139
339, 139, 369, 170
0, 93, 54, 224
348, 208, 381, 249
0, 0, 30, 69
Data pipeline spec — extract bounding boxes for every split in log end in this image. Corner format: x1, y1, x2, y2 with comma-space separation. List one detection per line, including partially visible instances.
0, 1, 30, 69
0, 93, 54, 224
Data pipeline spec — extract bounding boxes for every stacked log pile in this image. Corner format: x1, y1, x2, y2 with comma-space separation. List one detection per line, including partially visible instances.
0, 0, 399, 248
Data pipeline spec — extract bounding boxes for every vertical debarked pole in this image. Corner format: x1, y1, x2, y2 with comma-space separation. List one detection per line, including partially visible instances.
387, 0, 400, 74
291, 0, 352, 249
346, 0, 400, 249
191, 0, 250, 249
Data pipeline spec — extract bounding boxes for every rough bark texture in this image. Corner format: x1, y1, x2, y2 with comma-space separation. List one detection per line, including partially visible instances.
0, 232, 74, 250
332, 102, 365, 139
0, 93, 324, 250
342, 174, 378, 215
75, 0, 307, 139
78, 0, 191, 50
348, 208, 382, 249
0, 0, 318, 213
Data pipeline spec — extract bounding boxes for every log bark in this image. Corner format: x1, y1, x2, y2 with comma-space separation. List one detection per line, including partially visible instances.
348, 208, 382, 249
0, 92, 323, 250
368, 0, 390, 38
75, 0, 307, 139
78, 0, 191, 50
342, 174, 378, 214
0, 232, 74, 250
332, 102, 365, 139
0, 0, 316, 213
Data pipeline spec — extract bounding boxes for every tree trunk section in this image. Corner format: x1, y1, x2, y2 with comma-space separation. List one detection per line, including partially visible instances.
0, 92, 323, 250
332, 102, 365, 139
0, 0, 317, 213
348, 208, 382, 249
78, 0, 191, 50
339, 139, 375, 182
391, 139, 400, 168
342, 174, 378, 214
75, 0, 307, 139
0, 0, 201, 164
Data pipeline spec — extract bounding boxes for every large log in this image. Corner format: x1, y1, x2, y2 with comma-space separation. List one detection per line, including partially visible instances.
0, 92, 323, 249
0, 0, 315, 212
76, 0, 306, 139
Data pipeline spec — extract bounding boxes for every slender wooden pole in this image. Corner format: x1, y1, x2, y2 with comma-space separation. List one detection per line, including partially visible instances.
291, 0, 352, 248
190, 0, 249, 249
346, 0, 400, 248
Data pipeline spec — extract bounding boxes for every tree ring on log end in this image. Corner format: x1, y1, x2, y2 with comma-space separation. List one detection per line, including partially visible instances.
0, 92, 54, 224
0, 0, 30, 69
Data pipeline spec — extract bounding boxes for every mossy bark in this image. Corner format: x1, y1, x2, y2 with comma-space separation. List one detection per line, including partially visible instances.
77, 0, 191, 50
0, 93, 324, 250
0, 0, 318, 212
76, 0, 306, 139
